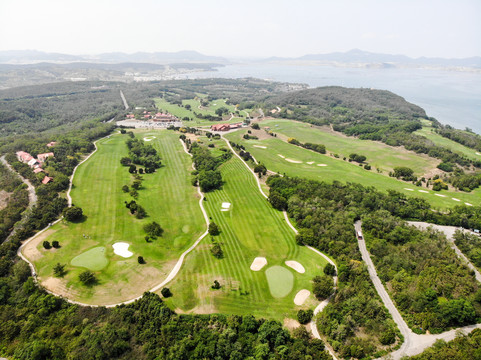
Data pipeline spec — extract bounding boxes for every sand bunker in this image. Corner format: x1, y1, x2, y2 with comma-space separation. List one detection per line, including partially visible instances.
418, 190, 429, 193
435, 194, 447, 197
285, 260, 305, 273
404, 188, 414, 191
285, 158, 302, 164
250, 257, 267, 271
253, 145, 267, 149
317, 164, 328, 167
452, 198, 461, 202
221, 202, 231, 210
278, 154, 285, 159
307, 161, 314, 165
113, 242, 133, 258
465, 202, 473, 206
294, 289, 311, 305
476, 152, 481, 156
143, 136, 156, 142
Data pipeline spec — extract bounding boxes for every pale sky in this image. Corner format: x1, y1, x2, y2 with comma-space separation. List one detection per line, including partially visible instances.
0, 0, 480, 58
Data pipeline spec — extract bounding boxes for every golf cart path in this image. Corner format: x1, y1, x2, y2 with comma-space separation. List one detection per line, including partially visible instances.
355, 220, 481, 359
18, 134, 210, 308
1, 154, 38, 242
408, 221, 481, 283
223, 136, 339, 360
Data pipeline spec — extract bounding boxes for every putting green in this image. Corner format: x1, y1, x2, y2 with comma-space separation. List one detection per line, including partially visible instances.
265, 265, 294, 298
71, 246, 109, 271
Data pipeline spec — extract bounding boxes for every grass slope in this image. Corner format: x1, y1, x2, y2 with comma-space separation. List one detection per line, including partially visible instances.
28, 130, 205, 304
163, 154, 327, 321
260, 118, 439, 176
225, 130, 481, 209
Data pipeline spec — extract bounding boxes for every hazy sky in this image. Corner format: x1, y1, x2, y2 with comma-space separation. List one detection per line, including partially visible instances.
1, 0, 480, 58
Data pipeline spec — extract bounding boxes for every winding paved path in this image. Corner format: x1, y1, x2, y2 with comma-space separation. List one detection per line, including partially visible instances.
120, 90, 129, 110
355, 221, 481, 359
18, 135, 210, 308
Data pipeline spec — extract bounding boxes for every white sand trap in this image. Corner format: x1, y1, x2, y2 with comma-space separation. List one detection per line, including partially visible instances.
278, 154, 285, 159
476, 152, 481, 156
112, 242, 133, 258
285, 158, 302, 163
250, 257, 267, 271
452, 198, 461, 202
285, 260, 305, 273
221, 209, 229, 212
253, 145, 267, 149
294, 289, 310, 305
435, 193, 447, 197
221, 202, 231, 209
404, 188, 414, 191
307, 161, 314, 165
465, 202, 473, 206
418, 190, 429, 193
317, 164, 328, 167
143, 136, 156, 142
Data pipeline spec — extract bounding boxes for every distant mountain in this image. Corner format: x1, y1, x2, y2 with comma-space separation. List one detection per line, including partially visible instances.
0, 50, 228, 65
268, 49, 481, 68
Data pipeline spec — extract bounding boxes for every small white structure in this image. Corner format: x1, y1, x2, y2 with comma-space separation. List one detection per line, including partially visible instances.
112, 242, 133, 258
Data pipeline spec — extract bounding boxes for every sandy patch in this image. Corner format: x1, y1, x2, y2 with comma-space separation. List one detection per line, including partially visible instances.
285, 260, 305, 273
221, 202, 231, 210
283, 318, 301, 330
435, 193, 447, 197
143, 136, 156, 142
42, 276, 80, 299
278, 154, 285, 159
294, 289, 311, 305
250, 257, 267, 271
285, 158, 302, 164
404, 188, 414, 191
452, 198, 461, 202
306, 161, 314, 165
465, 202, 473, 206
112, 242, 133, 258
253, 145, 267, 149
0, 190, 11, 210
22, 228, 56, 261
418, 190, 429, 193
317, 164, 328, 167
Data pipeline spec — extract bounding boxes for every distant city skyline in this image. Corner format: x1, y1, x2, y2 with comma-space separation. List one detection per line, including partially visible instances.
1, 0, 480, 59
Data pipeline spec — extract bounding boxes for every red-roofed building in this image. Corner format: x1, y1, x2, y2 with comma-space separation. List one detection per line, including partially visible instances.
42, 176, 53, 184
126, 114, 135, 119
211, 124, 231, 132
33, 168, 44, 174
153, 113, 177, 122
229, 122, 243, 129
37, 152, 54, 162
46, 141, 57, 147
143, 114, 151, 119
16, 151, 33, 163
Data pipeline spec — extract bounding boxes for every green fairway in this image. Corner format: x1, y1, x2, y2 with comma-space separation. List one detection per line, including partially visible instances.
71, 246, 108, 271
259, 118, 439, 176
26, 130, 205, 304
163, 153, 327, 320
415, 126, 481, 161
265, 266, 294, 298
225, 130, 481, 209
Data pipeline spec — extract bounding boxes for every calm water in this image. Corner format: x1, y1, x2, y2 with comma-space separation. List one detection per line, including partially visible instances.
187, 63, 481, 135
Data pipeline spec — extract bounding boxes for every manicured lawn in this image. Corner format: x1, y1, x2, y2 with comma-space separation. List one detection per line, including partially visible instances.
163, 154, 327, 321
225, 130, 481, 209
265, 266, 294, 298
27, 130, 205, 304
260, 118, 439, 176
415, 126, 481, 161
71, 246, 108, 271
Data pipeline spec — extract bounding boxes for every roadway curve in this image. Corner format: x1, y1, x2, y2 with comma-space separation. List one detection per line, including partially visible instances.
355, 220, 481, 359
223, 136, 339, 360
18, 135, 210, 308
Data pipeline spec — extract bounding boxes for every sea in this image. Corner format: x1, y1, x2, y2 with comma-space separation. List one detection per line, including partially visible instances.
185, 63, 481, 135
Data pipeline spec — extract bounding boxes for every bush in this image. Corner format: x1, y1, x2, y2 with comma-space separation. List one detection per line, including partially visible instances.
161, 287, 172, 298
212, 280, 221, 289
297, 309, 314, 324
251, 123, 260, 130
43, 241, 51, 249
143, 222, 163, 237
208, 222, 220, 236
437, 162, 454, 172
79, 270, 96, 285
211, 242, 223, 259
63, 206, 83, 222
120, 157, 132, 166
323, 263, 336, 276
138, 256, 145, 264
52, 240, 60, 248
122, 185, 129, 192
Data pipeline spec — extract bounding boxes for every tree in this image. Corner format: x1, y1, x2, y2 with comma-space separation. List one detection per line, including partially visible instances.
132, 180, 142, 190
198, 170, 222, 192
122, 185, 129, 193
161, 287, 172, 298
268, 191, 287, 210
63, 206, 83, 222
251, 123, 260, 130
128, 164, 137, 174
43, 241, 51, 249
52, 240, 60, 249
211, 242, 223, 259
135, 205, 146, 219
212, 280, 221, 289
143, 222, 163, 237
312, 275, 334, 300
53, 263, 66, 277
208, 222, 220, 236
79, 270, 96, 285
137, 256, 145, 264
297, 309, 313, 324
120, 157, 132, 166
323, 263, 336, 276
254, 164, 267, 175
129, 189, 138, 199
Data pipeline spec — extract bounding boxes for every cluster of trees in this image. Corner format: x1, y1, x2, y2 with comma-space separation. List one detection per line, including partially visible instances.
125, 137, 162, 169
436, 126, 481, 152
125, 200, 146, 219
189, 141, 230, 192
362, 210, 480, 332
447, 172, 481, 192
391, 166, 416, 181
454, 230, 481, 269
287, 137, 327, 154
348, 153, 366, 163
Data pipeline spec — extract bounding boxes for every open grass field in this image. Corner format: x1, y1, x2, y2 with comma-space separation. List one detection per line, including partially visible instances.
162, 154, 328, 321
24, 130, 206, 304
415, 125, 481, 161
225, 130, 481, 209
260, 118, 439, 176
